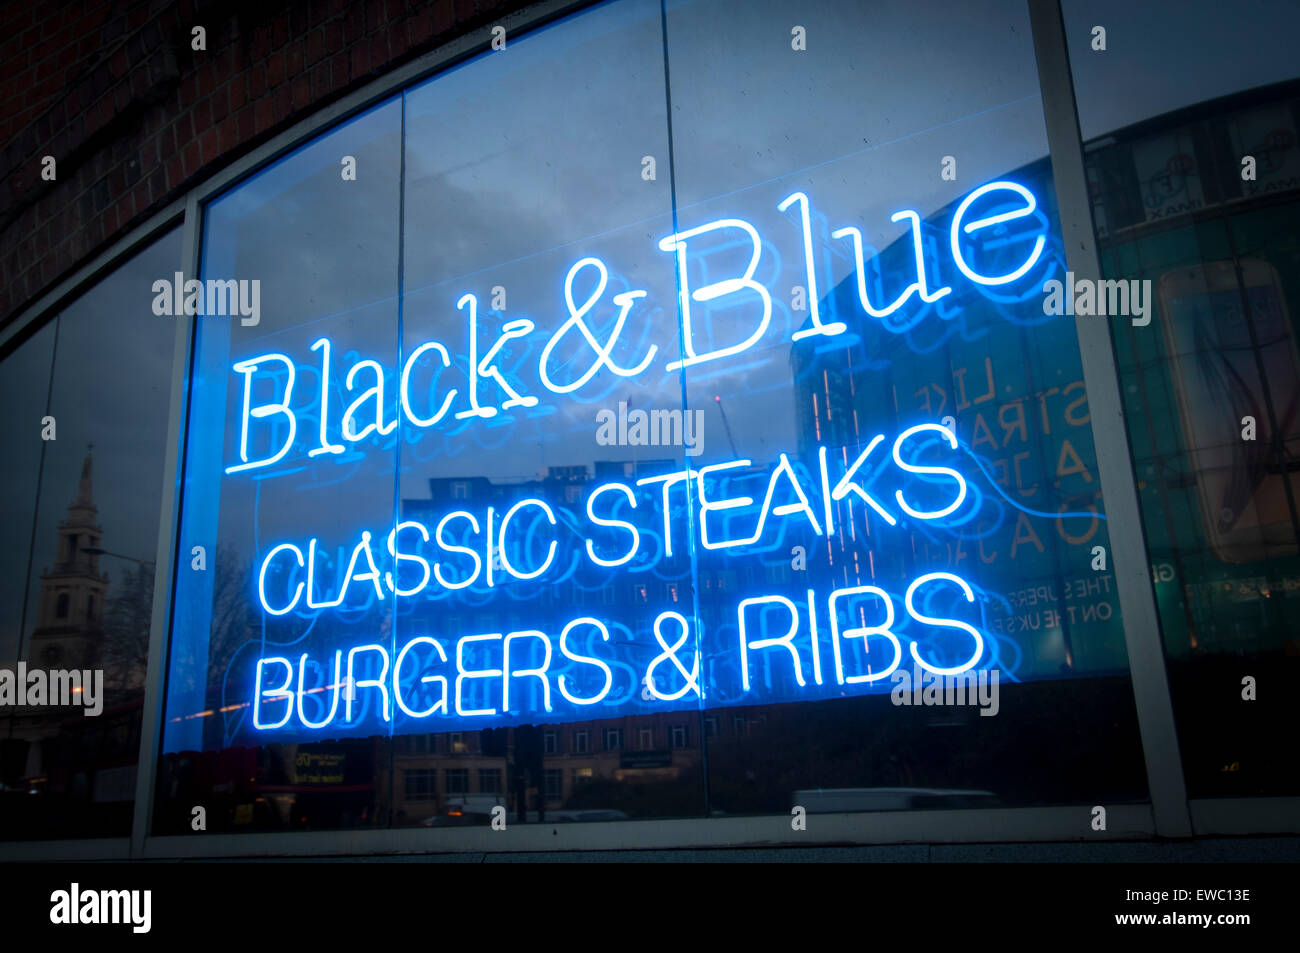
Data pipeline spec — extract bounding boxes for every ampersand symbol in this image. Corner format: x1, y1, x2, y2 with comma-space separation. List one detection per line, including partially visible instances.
644, 611, 700, 701
539, 257, 657, 393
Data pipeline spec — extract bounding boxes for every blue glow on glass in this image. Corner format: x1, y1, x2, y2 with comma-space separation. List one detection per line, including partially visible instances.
830, 435, 897, 526
497, 498, 558, 581
831, 210, 951, 319
539, 257, 657, 393
345, 644, 391, 723
454, 292, 538, 420
644, 611, 701, 701
332, 530, 386, 606
308, 338, 346, 457
393, 636, 449, 718
400, 340, 457, 427
258, 542, 305, 616
949, 180, 1046, 286
761, 452, 823, 536
817, 446, 835, 537
892, 423, 969, 520
635, 469, 695, 558
696, 459, 755, 550
226, 353, 297, 474
253, 657, 294, 730
502, 630, 553, 714
738, 595, 804, 692
341, 359, 397, 441
296, 650, 342, 729
485, 505, 495, 589
557, 617, 614, 706
455, 633, 503, 717
434, 510, 482, 591
806, 588, 823, 686
385, 520, 431, 597
185, 177, 1090, 751
905, 572, 983, 676
658, 218, 773, 371
778, 191, 847, 341
305, 537, 341, 609
828, 585, 902, 685
212, 181, 1055, 483
584, 482, 640, 567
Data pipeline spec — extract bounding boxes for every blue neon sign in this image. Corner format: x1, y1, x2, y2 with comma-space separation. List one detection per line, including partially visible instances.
221, 184, 1049, 477
164, 178, 1109, 753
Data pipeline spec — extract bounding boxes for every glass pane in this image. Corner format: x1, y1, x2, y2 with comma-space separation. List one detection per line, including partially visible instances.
1070, 0, 1300, 796
394, 0, 697, 827
155, 99, 403, 833
0, 321, 57, 831
663, 0, 1148, 814
1063, 0, 1300, 139
2, 226, 181, 839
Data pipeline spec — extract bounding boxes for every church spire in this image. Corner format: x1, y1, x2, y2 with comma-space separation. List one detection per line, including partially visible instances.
75, 443, 94, 507
65, 444, 97, 529
32, 444, 108, 669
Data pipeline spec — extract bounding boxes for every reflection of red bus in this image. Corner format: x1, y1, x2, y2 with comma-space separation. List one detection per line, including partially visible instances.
0, 697, 143, 840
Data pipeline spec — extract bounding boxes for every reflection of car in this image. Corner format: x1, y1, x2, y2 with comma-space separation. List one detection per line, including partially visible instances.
793, 788, 1000, 813
419, 793, 505, 826
419, 813, 482, 827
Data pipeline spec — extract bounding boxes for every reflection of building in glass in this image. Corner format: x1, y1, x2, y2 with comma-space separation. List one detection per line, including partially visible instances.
1084, 77, 1300, 798
390, 462, 760, 823
1088, 78, 1300, 658
29, 449, 107, 673
1, 449, 139, 825
388, 712, 714, 823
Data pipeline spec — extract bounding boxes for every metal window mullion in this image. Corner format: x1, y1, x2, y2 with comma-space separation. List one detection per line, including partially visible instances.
1026, 0, 1191, 837
130, 191, 202, 857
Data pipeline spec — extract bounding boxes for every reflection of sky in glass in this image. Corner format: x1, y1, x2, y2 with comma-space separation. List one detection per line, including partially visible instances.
0, 230, 180, 662
167, 96, 403, 753
400, 0, 676, 491
1064, 0, 1300, 140
664, 0, 1048, 458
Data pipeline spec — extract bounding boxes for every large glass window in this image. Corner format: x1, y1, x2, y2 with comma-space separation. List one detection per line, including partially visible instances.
155, 98, 403, 833
663, 0, 1145, 813
395, 0, 696, 826
155, 0, 1164, 840
0, 227, 181, 839
1066, 0, 1300, 798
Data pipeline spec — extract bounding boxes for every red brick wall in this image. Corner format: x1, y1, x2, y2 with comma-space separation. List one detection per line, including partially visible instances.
0, 0, 541, 329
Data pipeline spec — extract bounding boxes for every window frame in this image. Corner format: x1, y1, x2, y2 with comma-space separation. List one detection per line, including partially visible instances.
404, 769, 438, 803
478, 768, 503, 795
543, 768, 563, 801
444, 769, 469, 796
